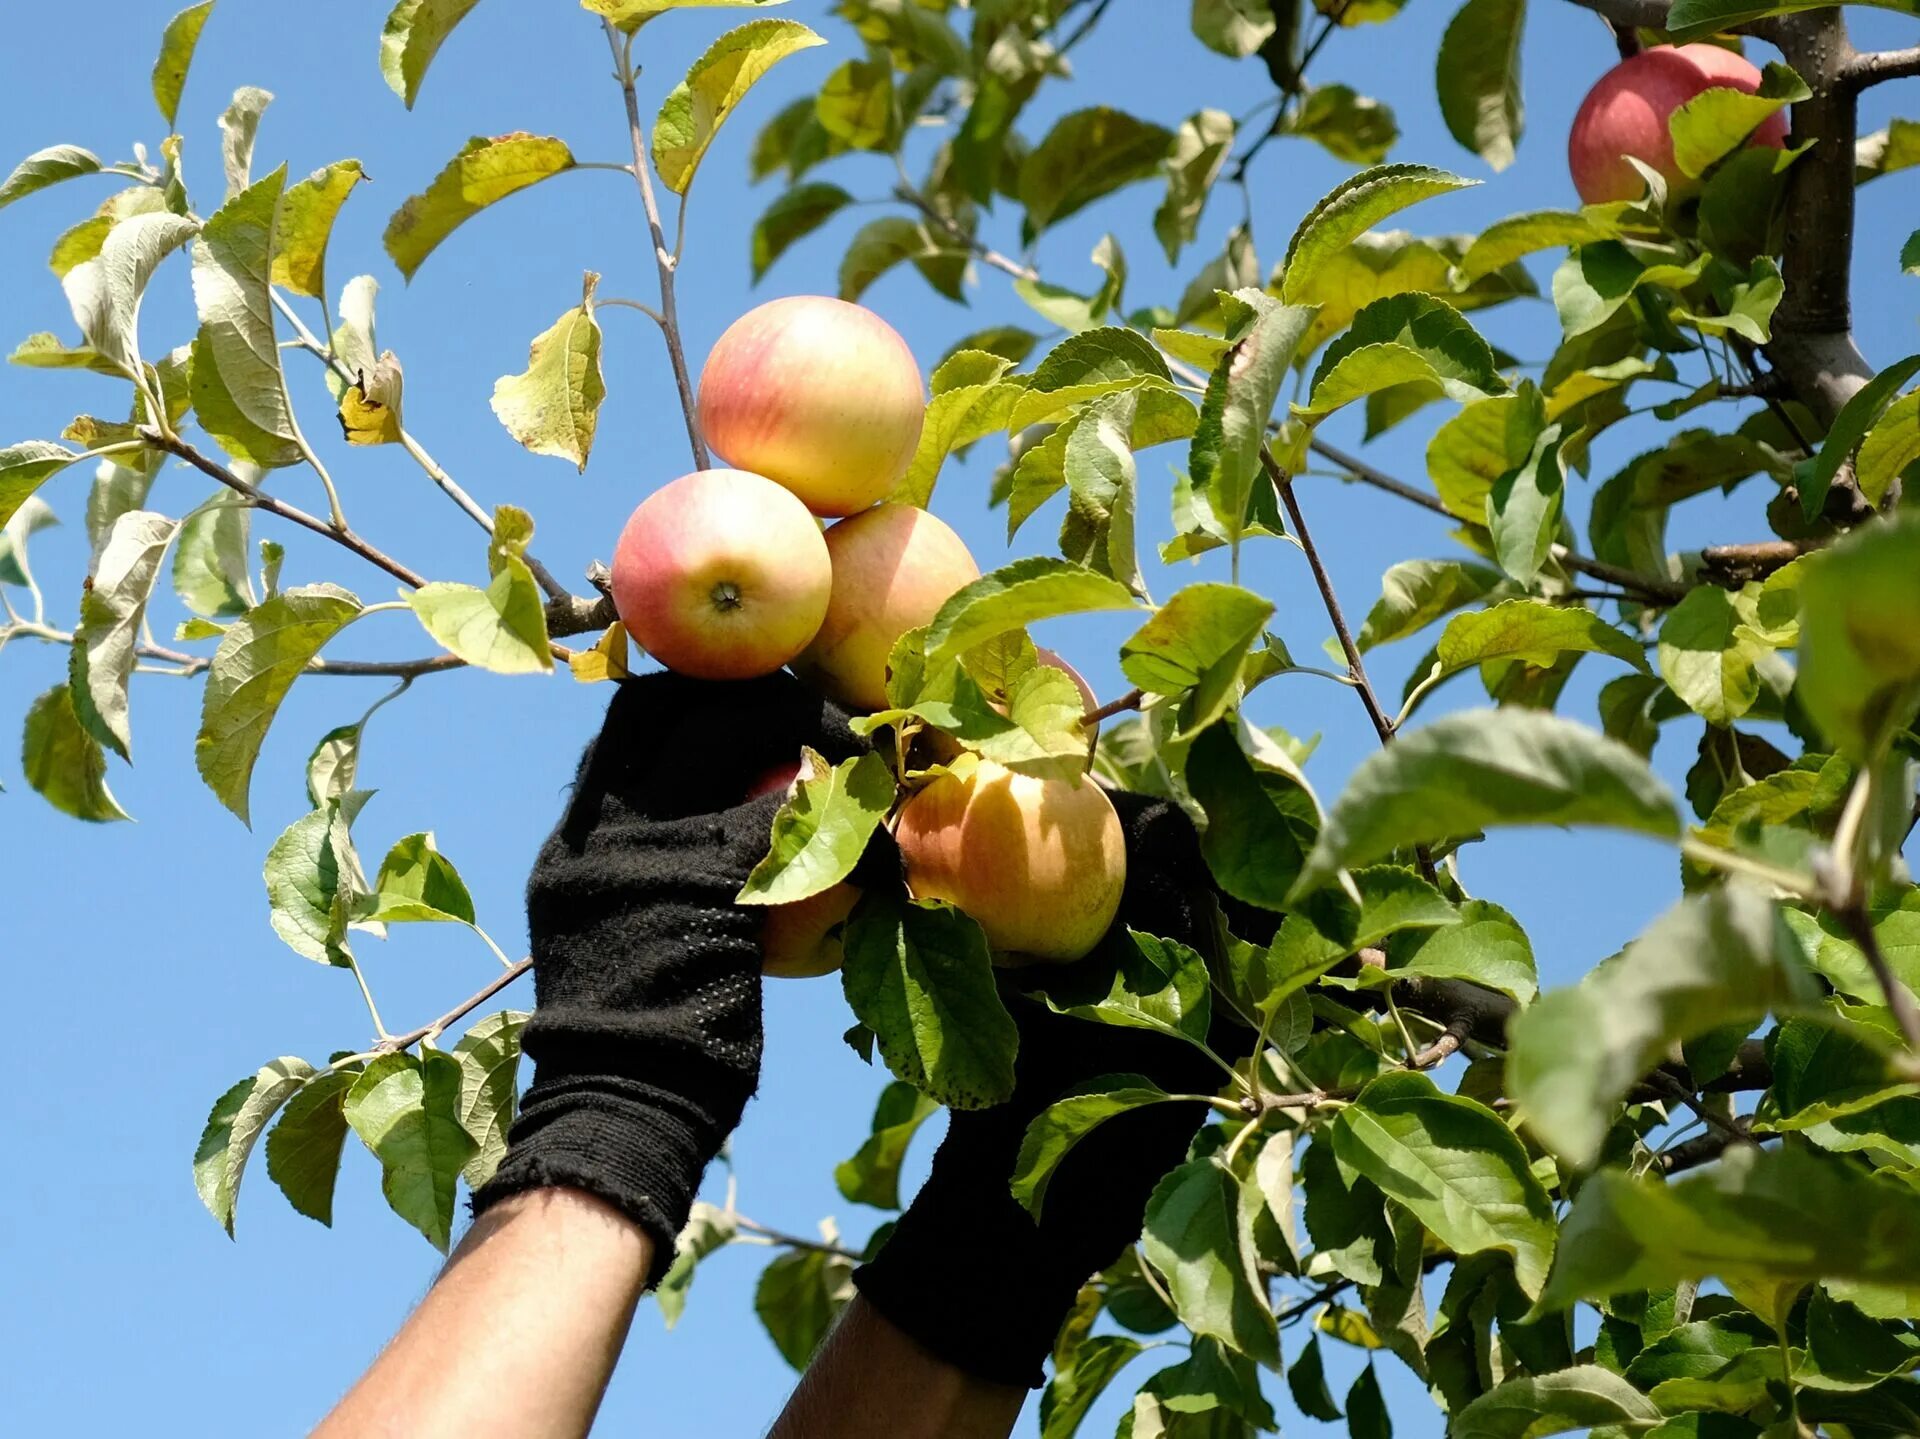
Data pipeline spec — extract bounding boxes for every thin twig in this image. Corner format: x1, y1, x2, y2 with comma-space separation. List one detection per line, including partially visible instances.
1081, 688, 1144, 729
375, 957, 532, 1055
734, 1216, 862, 1263
604, 20, 709, 471
893, 184, 1037, 283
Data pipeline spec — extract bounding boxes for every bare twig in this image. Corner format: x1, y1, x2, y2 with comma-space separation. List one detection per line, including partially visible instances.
734, 1216, 862, 1263
375, 957, 533, 1054
604, 20, 709, 471
1082, 688, 1144, 729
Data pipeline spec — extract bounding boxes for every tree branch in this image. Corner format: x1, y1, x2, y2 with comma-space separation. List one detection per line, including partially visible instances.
1081, 687, 1144, 729
604, 21, 709, 471
1842, 45, 1920, 90
894, 183, 1037, 283
375, 958, 532, 1054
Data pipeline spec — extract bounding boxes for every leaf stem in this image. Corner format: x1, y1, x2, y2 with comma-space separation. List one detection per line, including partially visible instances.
471, 923, 517, 971
734, 1216, 861, 1262
1677, 836, 1816, 897
599, 296, 668, 327
346, 955, 394, 1042
603, 18, 709, 471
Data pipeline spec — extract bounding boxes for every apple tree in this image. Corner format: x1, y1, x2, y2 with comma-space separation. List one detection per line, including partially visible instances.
4, 0, 1920, 1433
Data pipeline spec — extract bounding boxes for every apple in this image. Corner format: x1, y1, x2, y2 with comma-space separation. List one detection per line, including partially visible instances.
893, 759, 1126, 964
794, 503, 981, 713
698, 296, 926, 517
1568, 44, 1787, 205
611, 468, 832, 681
744, 758, 860, 979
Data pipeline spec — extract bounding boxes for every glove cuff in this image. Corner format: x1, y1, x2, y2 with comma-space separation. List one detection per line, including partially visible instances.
472, 1074, 717, 1286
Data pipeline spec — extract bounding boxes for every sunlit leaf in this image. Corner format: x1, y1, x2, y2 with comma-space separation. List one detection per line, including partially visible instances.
22, 683, 129, 822
652, 19, 826, 195
152, 2, 216, 128
384, 133, 576, 281
381, 0, 486, 108
491, 273, 605, 470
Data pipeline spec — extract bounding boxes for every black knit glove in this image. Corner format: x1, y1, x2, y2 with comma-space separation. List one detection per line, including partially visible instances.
473, 670, 861, 1282
851, 789, 1254, 1388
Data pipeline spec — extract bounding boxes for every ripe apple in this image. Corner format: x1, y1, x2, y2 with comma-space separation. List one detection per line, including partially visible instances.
744, 758, 860, 979
698, 296, 926, 517
611, 468, 832, 681
893, 759, 1126, 964
1568, 44, 1787, 204
794, 503, 981, 713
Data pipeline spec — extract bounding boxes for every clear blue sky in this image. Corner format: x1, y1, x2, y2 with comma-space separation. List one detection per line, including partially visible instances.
2, 2, 1915, 1434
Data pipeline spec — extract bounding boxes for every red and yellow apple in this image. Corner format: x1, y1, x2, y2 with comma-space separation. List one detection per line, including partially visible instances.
893, 759, 1126, 964
1568, 44, 1787, 204
611, 468, 831, 681
698, 296, 926, 518
794, 503, 981, 713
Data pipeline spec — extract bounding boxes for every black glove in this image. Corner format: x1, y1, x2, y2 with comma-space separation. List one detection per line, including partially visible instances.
851, 789, 1253, 1388
473, 670, 861, 1282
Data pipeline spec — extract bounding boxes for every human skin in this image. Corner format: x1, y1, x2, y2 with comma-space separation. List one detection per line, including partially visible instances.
610, 468, 832, 680
698, 295, 926, 517
893, 759, 1127, 963
794, 502, 981, 713
1567, 44, 1787, 204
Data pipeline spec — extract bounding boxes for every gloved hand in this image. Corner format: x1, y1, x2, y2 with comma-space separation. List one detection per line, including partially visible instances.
851, 788, 1255, 1388
473, 670, 862, 1282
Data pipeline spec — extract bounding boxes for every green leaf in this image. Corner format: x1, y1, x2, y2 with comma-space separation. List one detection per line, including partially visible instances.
272, 160, 366, 299
1425, 598, 1647, 701
1300, 292, 1504, 418
381, 0, 486, 108
1142, 1157, 1278, 1367
1541, 1145, 1920, 1311
344, 1049, 477, 1251
1293, 709, 1679, 900
64, 209, 199, 382
359, 831, 476, 924
7, 333, 115, 373
1123, 1338, 1277, 1434
384, 133, 577, 281
755, 1243, 854, 1370
408, 505, 553, 675
1346, 1365, 1391, 1439
490, 272, 605, 471
190, 168, 305, 468
1279, 163, 1476, 304
1155, 109, 1235, 264
1426, 386, 1545, 524
22, 683, 129, 822
153, 2, 216, 128
1041, 1333, 1147, 1439
1451, 1366, 1661, 1437
1332, 1071, 1557, 1296
1012, 1076, 1180, 1219
1119, 582, 1273, 722
1288, 1335, 1343, 1421
1019, 107, 1174, 242
217, 85, 270, 201
656, 1200, 737, 1328
196, 584, 364, 824
841, 891, 1018, 1110
172, 494, 254, 619
1657, 585, 1768, 726
1487, 420, 1565, 585
1386, 898, 1537, 1004
1033, 930, 1216, 1048
1669, 61, 1806, 179
1436, 0, 1525, 172
1188, 721, 1319, 912
305, 724, 362, 807
751, 181, 852, 281
837, 215, 966, 303
265, 1063, 357, 1225
1796, 513, 1920, 763
265, 789, 375, 965
737, 750, 895, 905
652, 19, 825, 195
1280, 85, 1399, 167
1191, 0, 1278, 55
194, 1057, 315, 1235
1357, 560, 1504, 651
1509, 883, 1814, 1167
585, 0, 789, 34
1189, 297, 1316, 546
1010, 328, 1170, 432
452, 1010, 525, 1189
1453, 209, 1606, 287
1790, 354, 1920, 520
1858, 390, 1920, 507
1902, 230, 1919, 275
894, 351, 1024, 507
815, 56, 892, 150
0, 145, 103, 213
1059, 388, 1144, 593
0, 494, 56, 590
834, 1080, 937, 1210
924, 556, 1142, 669
70, 509, 179, 761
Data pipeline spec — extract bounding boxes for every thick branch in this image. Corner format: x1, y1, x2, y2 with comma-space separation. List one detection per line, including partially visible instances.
1843, 45, 1920, 90
1696, 538, 1817, 585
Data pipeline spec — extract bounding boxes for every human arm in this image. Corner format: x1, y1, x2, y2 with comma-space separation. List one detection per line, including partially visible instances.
311, 1188, 654, 1439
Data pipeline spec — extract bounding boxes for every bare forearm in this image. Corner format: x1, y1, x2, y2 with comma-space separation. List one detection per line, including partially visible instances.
312, 1188, 654, 1439
768, 1296, 1027, 1439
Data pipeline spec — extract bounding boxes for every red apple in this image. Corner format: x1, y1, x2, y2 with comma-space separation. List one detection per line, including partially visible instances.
794, 503, 981, 713
1568, 44, 1787, 205
611, 468, 831, 681
698, 296, 926, 517
893, 759, 1126, 964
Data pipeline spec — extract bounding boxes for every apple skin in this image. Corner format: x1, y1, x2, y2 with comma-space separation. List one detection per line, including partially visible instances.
1568, 44, 1787, 204
893, 759, 1126, 964
698, 296, 926, 518
794, 503, 981, 713
744, 758, 860, 979
611, 469, 832, 681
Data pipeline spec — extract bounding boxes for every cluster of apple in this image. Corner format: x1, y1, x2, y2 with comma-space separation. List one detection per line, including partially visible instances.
610, 297, 1126, 979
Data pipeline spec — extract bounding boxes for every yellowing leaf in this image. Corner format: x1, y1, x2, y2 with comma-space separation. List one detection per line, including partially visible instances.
584, 0, 788, 34
384, 133, 576, 281
381, 0, 486, 109
652, 19, 826, 195
570, 621, 632, 683
272, 160, 366, 298
337, 352, 406, 446
152, 2, 216, 128
489, 273, 605, 470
